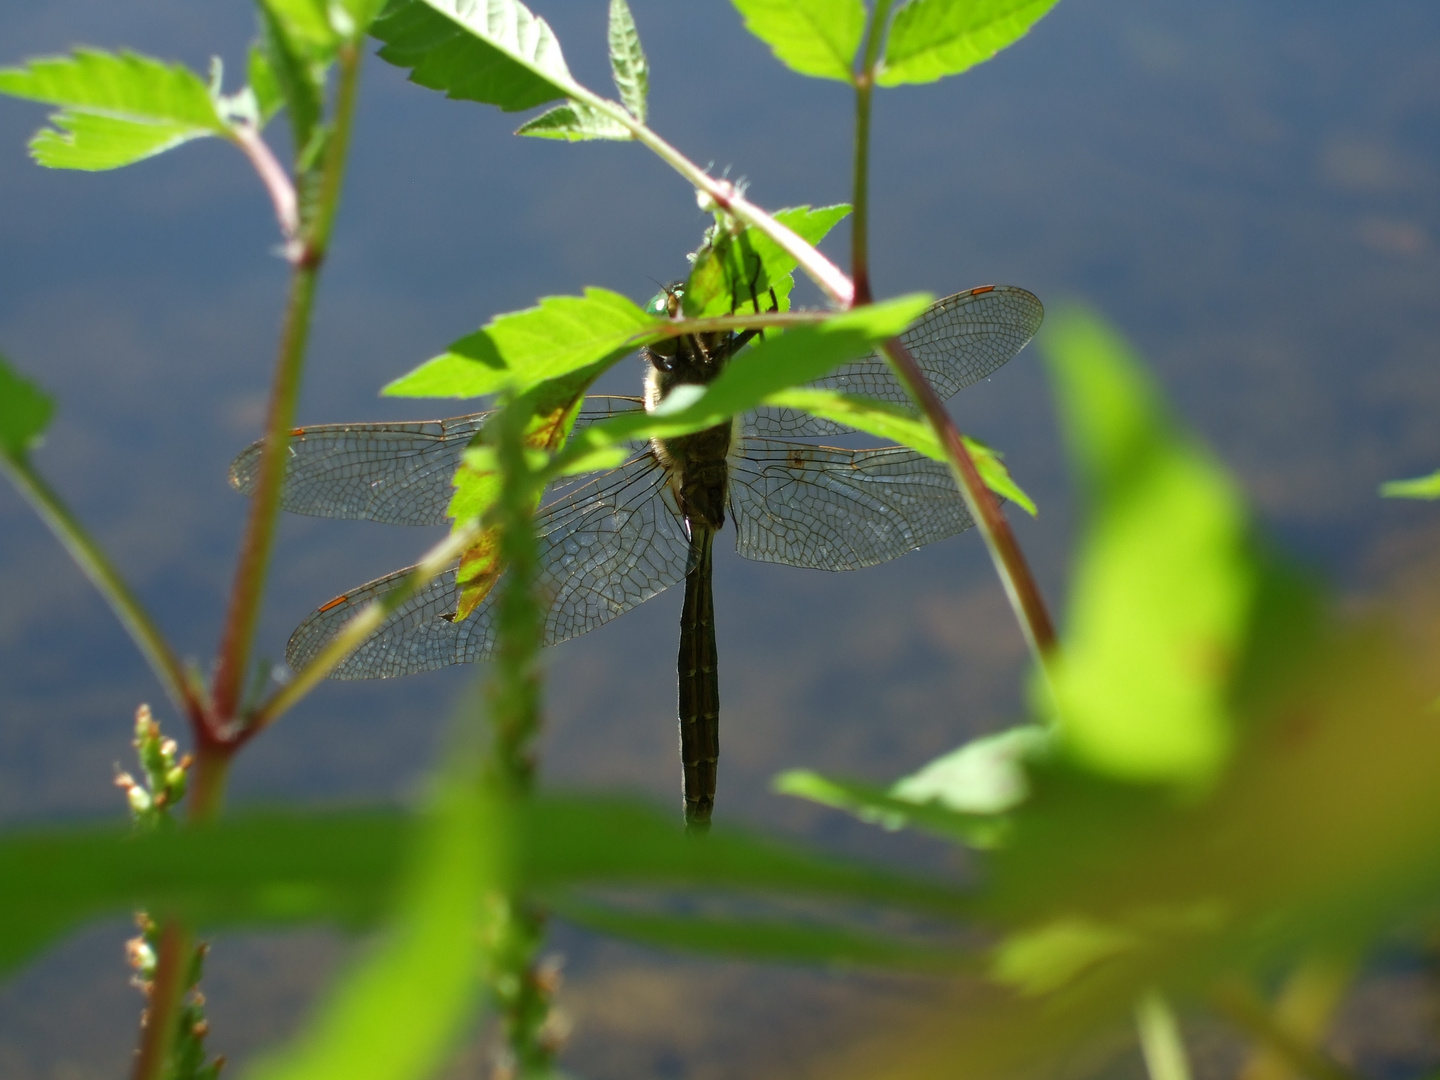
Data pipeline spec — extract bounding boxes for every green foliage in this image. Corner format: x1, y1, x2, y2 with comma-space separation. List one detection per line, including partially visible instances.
546, 294, 933, 473
683, 203, 852, 318
242, 765, 505, 1080
256, 2, 329, 154
514, 100, 631, 141
372, 0, 580, 112
1380, 468, 1440, 500
607, 0, 649, 122
383, 289, 661, 399
1039, 307, 1255, 785
879, 0, 1063, 86
729, 0, 866, 83
0, 354, 53, 461
0, 50, 229, 170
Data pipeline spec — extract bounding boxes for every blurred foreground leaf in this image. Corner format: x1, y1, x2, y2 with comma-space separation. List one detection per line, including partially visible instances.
1040, 307, 1256, 785
0, 50, 230, 170
1380, 469, 1440, 500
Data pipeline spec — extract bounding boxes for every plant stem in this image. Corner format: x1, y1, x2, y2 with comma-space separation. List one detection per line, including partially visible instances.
130, 920, 194, 1080
0, 456, 199, 720
1136, 991, 1193, 1080
1210, 981, 1364, 1080
485, 400, 558, 1077
210, 43, 363, 724
880, 337, 1058, 663
850, 0, 894, 305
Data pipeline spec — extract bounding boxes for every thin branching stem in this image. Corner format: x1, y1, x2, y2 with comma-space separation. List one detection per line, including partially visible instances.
210, 42, 363, 727
0, 456, 199, 720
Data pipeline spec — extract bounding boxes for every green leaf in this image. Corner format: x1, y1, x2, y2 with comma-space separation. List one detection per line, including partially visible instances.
551, 894, 973, 973
525, 796, 968, 917
879, 0, 1061, 87
372, 0, 580, 112
608, 0, 648, 122
0, 355, 55, 462
257, 4, 327, 152
775, 770, 1013, 847
990, 916, 1139, 995
761, 387, 1037, 514
383, 289, 659, 399
684, 203, 851, 318
548, 295, 934, 474
0, 50, 230, 171
247, 43, 285, 123
730, 0, 865, 82
0, 811, 410, 975
1039, 307, 1256, 786
514, 100, 631, 141
892, 726, 1048, 816
1380, 469, 1440, 500
259, 0, 341, 51
242, 776, 506, 1080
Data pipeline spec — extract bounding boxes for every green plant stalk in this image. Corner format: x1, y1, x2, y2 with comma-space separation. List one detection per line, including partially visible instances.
1136, 991, 1193, 1080
1210, 982, 1363, 1080
849, 0, 896, 305
485, 400, 558, 1077
135, 42, 365, 1080
0, 456, 198, 720
210, 41, 363, 725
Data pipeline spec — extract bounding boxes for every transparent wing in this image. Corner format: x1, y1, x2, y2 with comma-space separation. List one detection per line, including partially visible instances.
230, 396, 645, 526
745, 285, 1043, 438
728, 438, 975, 571
286, 449, 689, 679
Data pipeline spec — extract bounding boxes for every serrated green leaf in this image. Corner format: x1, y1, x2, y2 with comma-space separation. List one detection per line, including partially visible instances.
0, 50, 229, 171
0, 355, 54, 462
384, 289, 659, 399
879, 0, 1061, 87
1380, 469, 1440, 500
608, 0, 648, 122
730, 0, 865, 82
1040, 307, 1255, 785
372, 0, 580, 112
515, 100, 631, 141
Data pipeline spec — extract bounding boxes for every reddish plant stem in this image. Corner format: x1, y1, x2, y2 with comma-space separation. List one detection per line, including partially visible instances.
209, 42, 362, 726
129, 921, 194, 1080
880, 338, 1058, 663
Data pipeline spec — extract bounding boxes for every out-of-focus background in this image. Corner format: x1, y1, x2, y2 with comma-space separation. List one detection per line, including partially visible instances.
1, 2, 1438, 1076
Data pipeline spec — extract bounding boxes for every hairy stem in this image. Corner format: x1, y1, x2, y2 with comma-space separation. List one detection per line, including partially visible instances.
210, 43, 363, 724
0, 456, 199, 720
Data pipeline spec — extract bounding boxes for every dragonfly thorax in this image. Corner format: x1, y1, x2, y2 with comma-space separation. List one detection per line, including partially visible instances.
644, 330, 736, 535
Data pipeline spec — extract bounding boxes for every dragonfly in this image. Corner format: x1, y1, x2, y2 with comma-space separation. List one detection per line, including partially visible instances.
230, 284, 1044, 827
